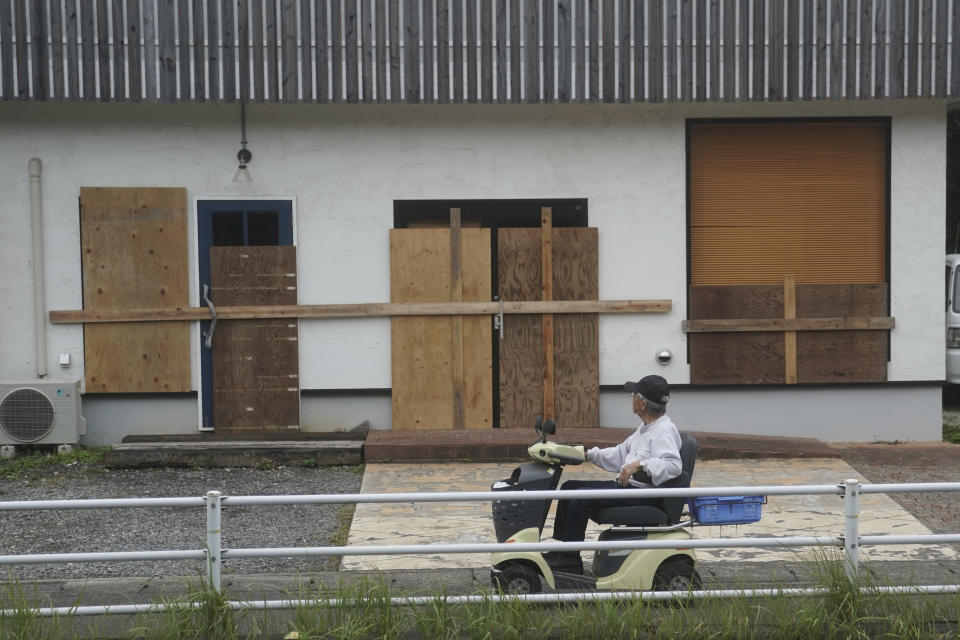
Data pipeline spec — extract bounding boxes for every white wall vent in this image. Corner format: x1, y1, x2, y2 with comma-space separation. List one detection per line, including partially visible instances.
0, 381, 85, 445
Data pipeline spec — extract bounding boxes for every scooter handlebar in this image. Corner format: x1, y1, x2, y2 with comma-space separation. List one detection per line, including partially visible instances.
527, 441, 586, 465
546, 451, 585, 465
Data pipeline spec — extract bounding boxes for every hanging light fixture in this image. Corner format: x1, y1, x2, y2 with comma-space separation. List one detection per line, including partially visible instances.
232, 102, 253, 183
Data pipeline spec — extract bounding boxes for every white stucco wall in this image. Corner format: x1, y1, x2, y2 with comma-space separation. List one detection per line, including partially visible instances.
0, 99, 947, 441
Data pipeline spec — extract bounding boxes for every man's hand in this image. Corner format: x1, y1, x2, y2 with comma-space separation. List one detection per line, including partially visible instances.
618, 460, 645, 487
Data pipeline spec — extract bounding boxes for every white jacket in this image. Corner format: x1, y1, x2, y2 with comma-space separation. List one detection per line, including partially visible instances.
586, 415, 682, 487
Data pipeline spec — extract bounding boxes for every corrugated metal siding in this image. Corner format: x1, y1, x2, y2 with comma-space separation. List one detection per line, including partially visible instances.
689, 120, 887, 286
0, 0, 958, 103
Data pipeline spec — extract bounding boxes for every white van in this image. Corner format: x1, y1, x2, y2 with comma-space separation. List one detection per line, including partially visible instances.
947, 255, 960, 382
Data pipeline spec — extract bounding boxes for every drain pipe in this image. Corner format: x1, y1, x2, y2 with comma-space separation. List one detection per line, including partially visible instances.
29, 158, 47, 378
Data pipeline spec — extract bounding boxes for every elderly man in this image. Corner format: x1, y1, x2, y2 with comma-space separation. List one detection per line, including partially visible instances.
545, 374, 682, 574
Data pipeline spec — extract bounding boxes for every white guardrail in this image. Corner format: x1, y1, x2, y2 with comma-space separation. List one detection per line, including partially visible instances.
2, 480, 960, 617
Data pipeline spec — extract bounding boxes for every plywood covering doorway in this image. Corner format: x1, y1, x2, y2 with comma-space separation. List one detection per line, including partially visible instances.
390, 201, 598, 430
197, 200, 297, 433
390, 227, 493, 430
498, 226, 599, 429
210, 246, 300, 432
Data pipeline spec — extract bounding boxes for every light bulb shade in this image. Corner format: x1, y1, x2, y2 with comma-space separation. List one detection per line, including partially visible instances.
233, 146, 253, 183
232, 165, 254, 183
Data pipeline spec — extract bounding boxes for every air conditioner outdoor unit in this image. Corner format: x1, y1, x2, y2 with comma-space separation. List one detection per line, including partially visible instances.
0, 380, 85, 445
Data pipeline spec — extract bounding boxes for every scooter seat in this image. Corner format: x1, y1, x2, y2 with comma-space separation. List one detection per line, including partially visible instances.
591, 505, 670, 527
589, 433, 700, 528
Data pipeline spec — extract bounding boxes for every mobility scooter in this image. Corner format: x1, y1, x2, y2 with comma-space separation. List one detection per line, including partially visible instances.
490, 418, 700, 594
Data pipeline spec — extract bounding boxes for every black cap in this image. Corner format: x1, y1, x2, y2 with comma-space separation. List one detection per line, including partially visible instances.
625, 375, 670, 405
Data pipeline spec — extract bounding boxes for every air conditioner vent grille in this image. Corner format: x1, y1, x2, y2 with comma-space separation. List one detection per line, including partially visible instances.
0, 388, 56, 442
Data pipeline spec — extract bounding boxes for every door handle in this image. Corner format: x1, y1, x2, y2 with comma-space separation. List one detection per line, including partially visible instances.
494, 297, 504, 339
202, 284, 218, 348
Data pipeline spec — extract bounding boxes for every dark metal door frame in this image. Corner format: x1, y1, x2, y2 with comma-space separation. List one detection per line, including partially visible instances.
197, 199, 294, 429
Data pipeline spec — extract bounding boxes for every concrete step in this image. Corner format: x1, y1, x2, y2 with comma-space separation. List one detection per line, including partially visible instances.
104, 440, 362, 468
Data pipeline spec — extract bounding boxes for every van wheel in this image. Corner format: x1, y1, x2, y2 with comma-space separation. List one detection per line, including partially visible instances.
492, 563, 542, 594
653, 561, 701, 592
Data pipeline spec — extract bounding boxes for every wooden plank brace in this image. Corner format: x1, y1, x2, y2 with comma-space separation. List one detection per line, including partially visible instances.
52, 300, 673, 323
450, 208, 465, 429
541, 207, 555, 421
784, 275, 797, 384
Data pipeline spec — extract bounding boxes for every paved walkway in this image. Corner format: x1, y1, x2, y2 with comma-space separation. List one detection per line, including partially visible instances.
837, 442, 960, 535
342, 455, 958, 572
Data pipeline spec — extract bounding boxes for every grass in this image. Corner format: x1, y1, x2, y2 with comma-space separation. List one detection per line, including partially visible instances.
0, 580, 68, 640
258, 576, 960, 640
324, 503, 358, 571
943, 388, 960, 443
0, 446, 109, 478
944, 423, 960, 444
128, 582, 243, 640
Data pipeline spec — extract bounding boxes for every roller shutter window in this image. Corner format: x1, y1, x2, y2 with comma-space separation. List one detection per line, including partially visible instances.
689, 121, 887, 286
687, 120, 889, 385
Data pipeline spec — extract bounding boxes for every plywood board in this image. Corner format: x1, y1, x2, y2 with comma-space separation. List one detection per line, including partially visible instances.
80, 187, 190, 393
462, 229, 494, 430
552, 228, 599, 428
210, 247, 299, 432
390, 229, 492, 430
689, 285, 787, 384
498, 227, 599, 429
211, 323, 299, 430
689, 333, 787, 384
688, 285, 785, 320
498, 228, 543, 429
210, 246, 298, 306
795, 283, 887, 318
796, 330, 889, 382
391, 230, 454, 430
688, 284, 888, 384
795, 284, 888, 383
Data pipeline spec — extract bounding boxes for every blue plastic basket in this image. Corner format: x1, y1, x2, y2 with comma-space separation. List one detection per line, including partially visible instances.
688, 495, 766, 525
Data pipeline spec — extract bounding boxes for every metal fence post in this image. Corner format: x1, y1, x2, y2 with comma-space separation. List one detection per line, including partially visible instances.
206, 490, 222, 592
843, 478, 860, 583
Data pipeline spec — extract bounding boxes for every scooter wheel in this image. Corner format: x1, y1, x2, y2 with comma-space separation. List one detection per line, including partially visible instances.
492, 563, 542, 594
653, 561, 702, 592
